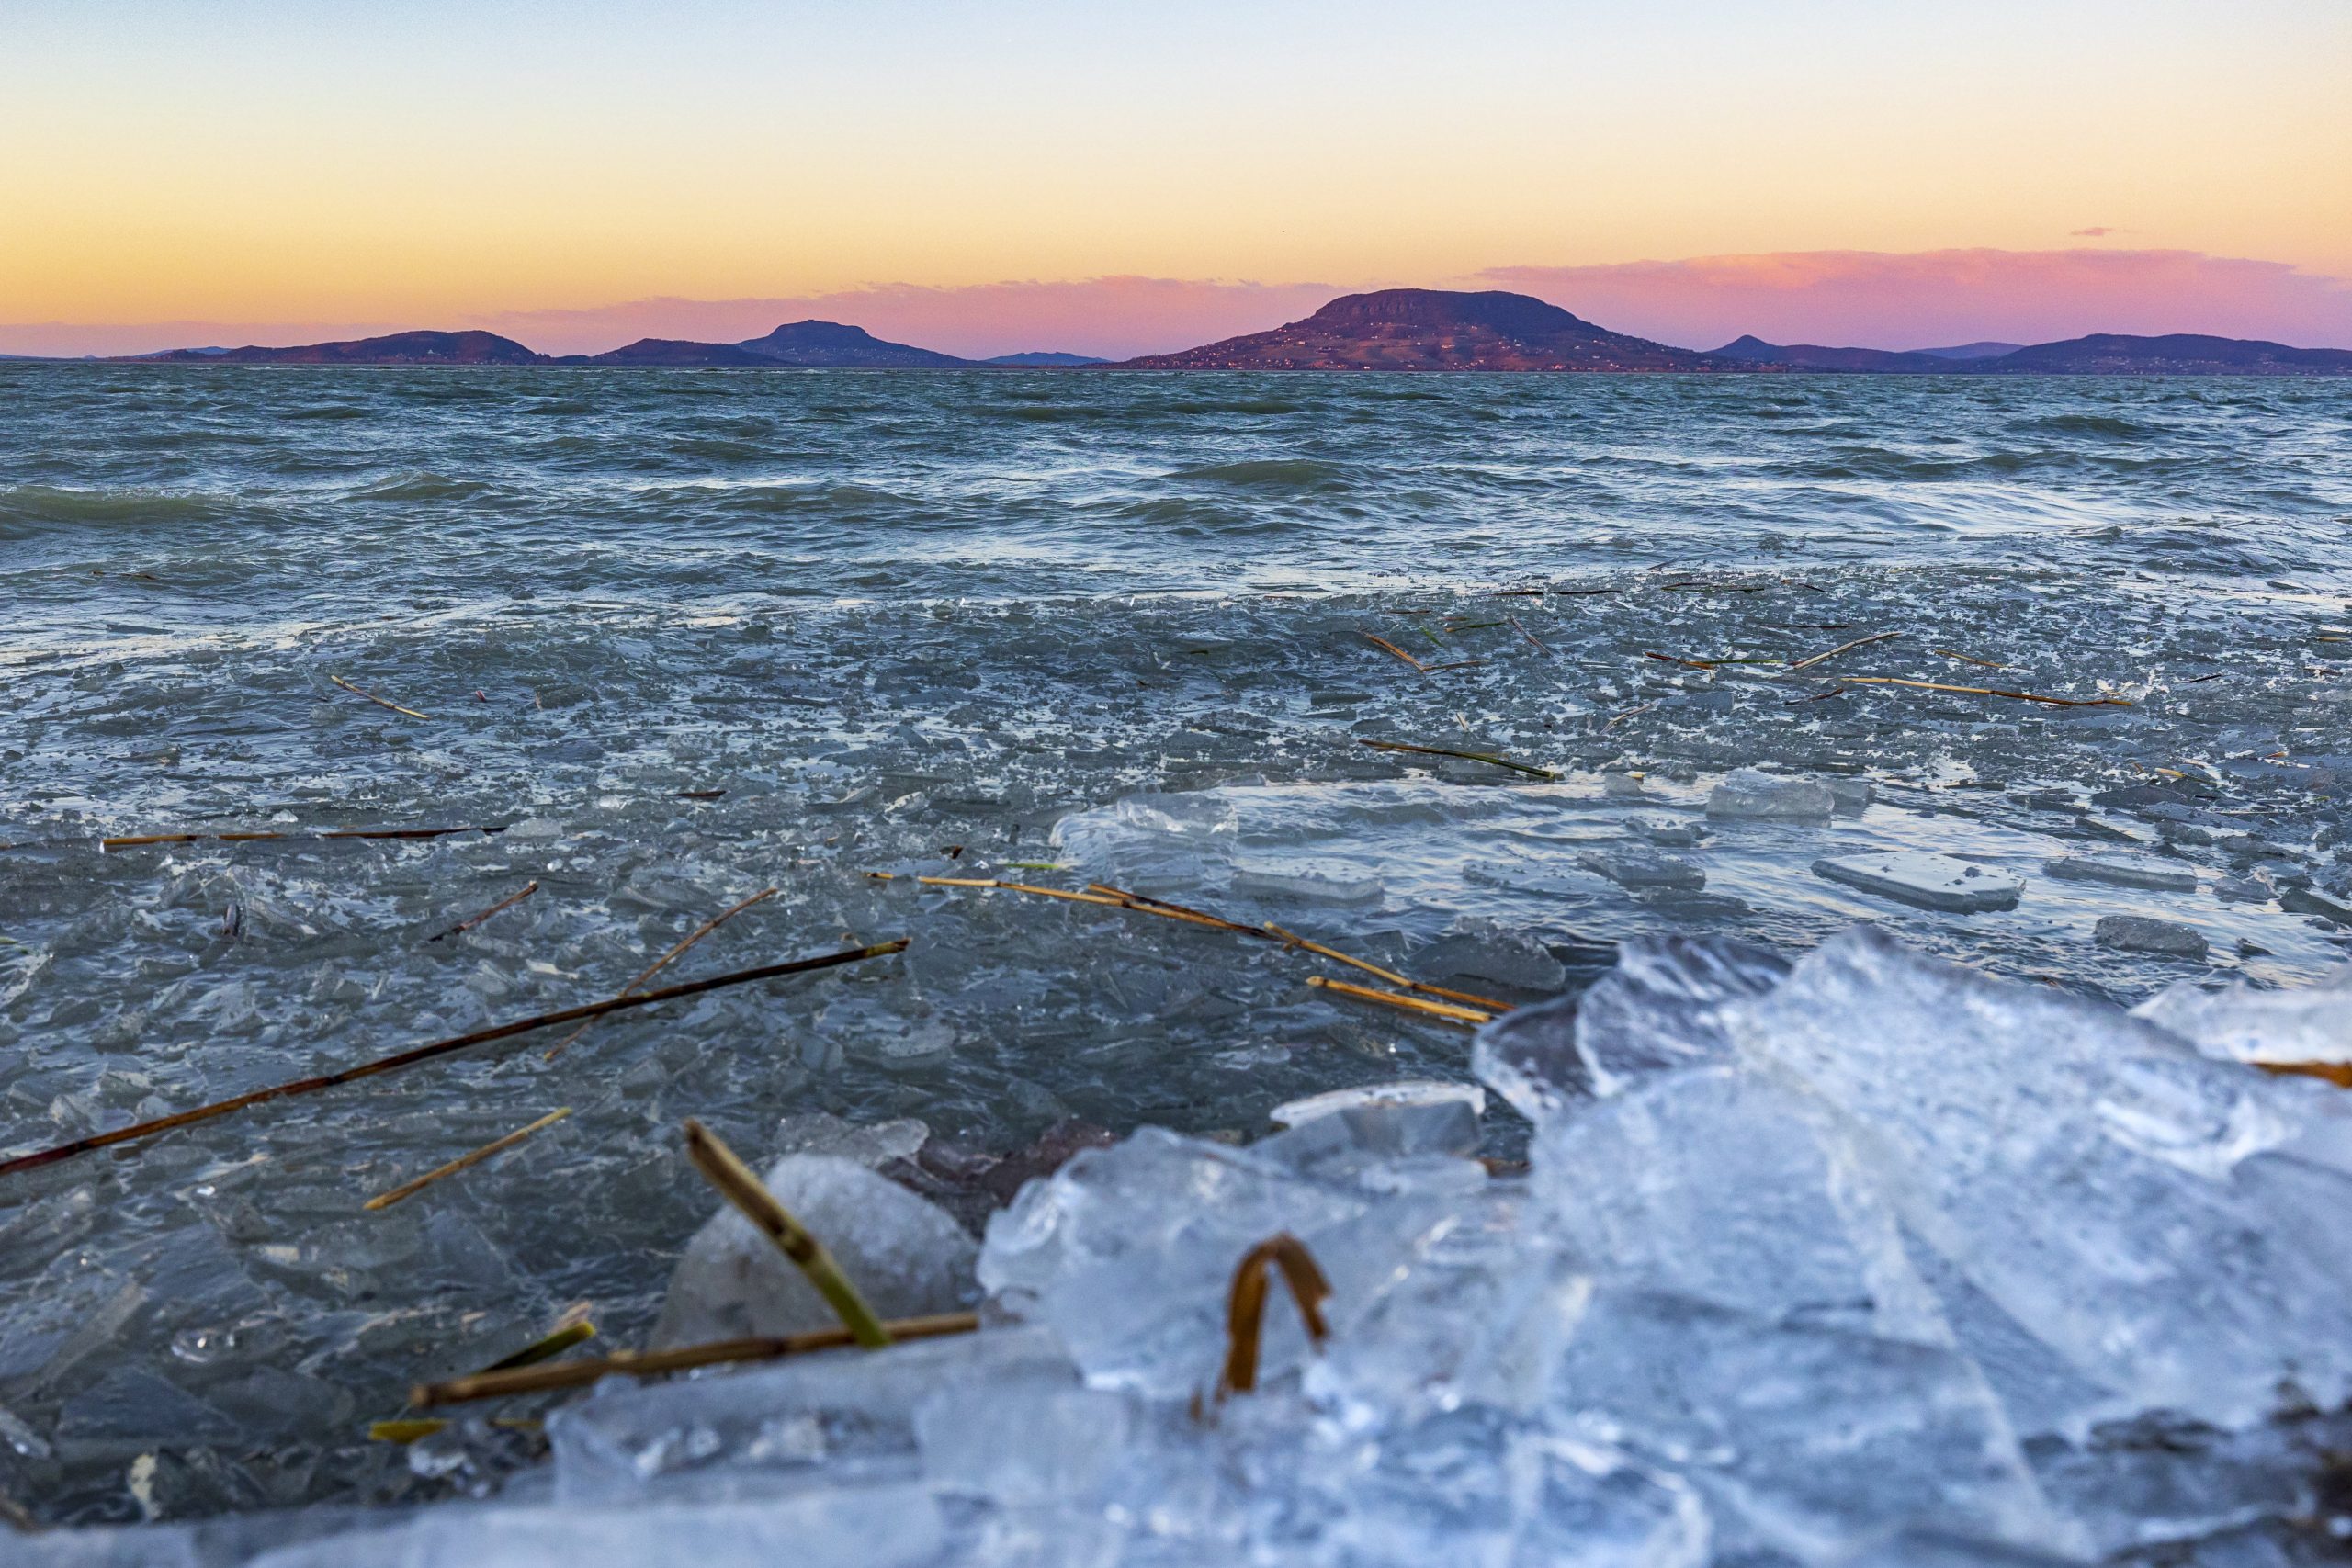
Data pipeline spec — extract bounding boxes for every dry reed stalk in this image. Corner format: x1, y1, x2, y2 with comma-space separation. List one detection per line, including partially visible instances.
2257, 1060, 2352, 1089
1784, 631, 1899, 673
1360, 632, 1428, 673
1085, 885, 1273, 939
1931, 649, 2013, 670
410, 1314, 980, 1407
1216, 1234, 1331, 1399
1262, 923, 1509, 1011
427, 880, 539, 943
330, 673, 430, 720
101, 825, 502, 851
369, 1416, 542, 1444
364, 1108, 572, 1211
1356, 739, 1558, 779
683, 1119, 893, 1348
1508, 615, 1553, 653
1839, 676, 2131, 708
0, 941, 908, 1179
1306, 975, 1493, 1025
1603, 702, 1659, 730
543, 886, 777, 1061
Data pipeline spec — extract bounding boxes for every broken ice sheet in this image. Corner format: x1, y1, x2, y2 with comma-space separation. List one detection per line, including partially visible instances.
2132, 962, 2352, 1064
1472, 934, 1789, 1119
1723, 927, 2352, 1427
977, 1127, 1459, 1400
1540, 1286, 2062, 1560
1532, 1066, 1951, 1344
551, 1327, 1071, 1503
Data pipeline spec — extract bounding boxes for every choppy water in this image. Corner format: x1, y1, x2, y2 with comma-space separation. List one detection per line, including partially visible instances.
3, 366, 2349, 1524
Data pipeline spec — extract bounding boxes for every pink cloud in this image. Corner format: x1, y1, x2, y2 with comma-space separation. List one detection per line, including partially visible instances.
12, 250, 2351, 359
471, 276, 1340, 360
1481, 248, 2352, 351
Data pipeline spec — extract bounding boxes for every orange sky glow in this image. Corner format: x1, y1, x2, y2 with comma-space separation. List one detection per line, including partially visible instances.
5, 1, 2348, 356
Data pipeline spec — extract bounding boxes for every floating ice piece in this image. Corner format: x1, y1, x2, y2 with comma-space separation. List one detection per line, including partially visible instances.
773, 1111, 929, 1168
1706, 769, 1835, 821
1413, 917, 1569, 995
2094, 913, 2209, 961
2133, 962, 2352, 1064
1577, 848, 1706, 891
1829, 777, 1877, 815
1270, 1079, 1485, 1130
1626, 815, 1705, 847
650, 1155, 979, 1349
2043, 853, 2199, 892
1532, 1068, 1950, 1344
1473, 935, 1788, 1118
1724, 927, 2352, 1427
1229, 864, 1384, 906
1814, 852, 2025, 912
1540, 1287, 2061, 1559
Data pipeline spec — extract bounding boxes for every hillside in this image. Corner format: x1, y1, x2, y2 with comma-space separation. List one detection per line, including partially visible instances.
1710, 335, 1957, 373
733, 321, 969, 367
1119, 289, 1726, 371
1979, 333, 2352, 375
152, 330, 546, 366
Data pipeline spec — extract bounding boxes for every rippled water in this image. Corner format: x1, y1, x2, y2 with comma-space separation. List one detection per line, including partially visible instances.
3, 366, 2349, 1523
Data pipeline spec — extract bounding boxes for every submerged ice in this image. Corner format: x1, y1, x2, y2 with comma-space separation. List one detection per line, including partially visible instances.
31, 931, 2352, 1566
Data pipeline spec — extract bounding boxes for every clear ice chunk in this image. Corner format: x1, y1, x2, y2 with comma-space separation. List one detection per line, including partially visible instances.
1472, 934, 1789, 1120
1813, 852, 2025, 912
978, 1127, 1452, 1399
1229, 864, 1384, 906
1724, 927, 2352, 1427
1539, 1286, 2061, 1560
550, 1326, 1072, 1502
1531, 1067, 1951, 1344
1578, 848, 1707, 891
650, 1154, 980, 1348
1705, 769, 1836, 821
2133, 963, 2352, 1065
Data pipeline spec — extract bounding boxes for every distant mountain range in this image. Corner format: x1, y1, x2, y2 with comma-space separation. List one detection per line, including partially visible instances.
143, 320, 1105, 369
34, 290, 2349, 372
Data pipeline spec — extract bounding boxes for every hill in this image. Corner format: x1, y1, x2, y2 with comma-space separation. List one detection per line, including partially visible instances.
150, 330, 546, 366
732, 321, 968, 367
1976, 333, 2352, 375
982, 351, 1109, 367
578, 337, 779, 367
1119, 289, 1726, 371
1709, 335, 1958, 373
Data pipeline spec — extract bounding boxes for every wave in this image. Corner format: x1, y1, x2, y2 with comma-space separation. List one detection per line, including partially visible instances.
1168, 458, 1352, 491
0, 484, 221, 535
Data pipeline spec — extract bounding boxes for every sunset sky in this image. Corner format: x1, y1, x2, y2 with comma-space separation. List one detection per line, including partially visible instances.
6, 0, 2349, 357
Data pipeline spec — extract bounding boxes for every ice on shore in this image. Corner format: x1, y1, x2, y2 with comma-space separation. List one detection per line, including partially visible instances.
2133, 962, 2352, 1064
33, 929, 2352, 1566
2044, 853, 2201, 893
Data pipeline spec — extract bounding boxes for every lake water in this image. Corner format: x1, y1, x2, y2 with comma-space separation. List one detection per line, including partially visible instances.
2, 366, 2349, 1521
